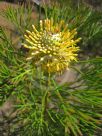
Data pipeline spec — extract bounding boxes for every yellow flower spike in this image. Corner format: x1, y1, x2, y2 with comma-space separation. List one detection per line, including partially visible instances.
25, 39, 35, 46
47, 19, 51, 31
58, 20, 63, 30
29, 35, 37, 43
31, 51, 39, 56
44, 19, 47, 31
55, 23, 60, 32
23, 18, 81, 73
26, 30, 32, 35
40, 20, 43, 31
50, 18, 54, 32
26, 56, 33, 60
22, 43, 36, 50
63, 23, 69, 32
32, 25, 38, 33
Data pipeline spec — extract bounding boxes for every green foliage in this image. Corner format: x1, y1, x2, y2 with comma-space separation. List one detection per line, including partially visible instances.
0, 1, 102, 136
0, 4, 34, 35
0, 27, 25, 105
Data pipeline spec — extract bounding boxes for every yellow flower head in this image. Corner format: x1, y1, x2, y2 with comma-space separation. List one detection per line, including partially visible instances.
23, 18, 81, 73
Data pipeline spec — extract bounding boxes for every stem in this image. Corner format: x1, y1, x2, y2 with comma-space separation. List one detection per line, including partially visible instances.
41, 73, 50, 123
41, 89, 49, 119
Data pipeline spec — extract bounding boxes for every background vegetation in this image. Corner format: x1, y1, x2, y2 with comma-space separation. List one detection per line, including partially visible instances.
0, 0, 102, 135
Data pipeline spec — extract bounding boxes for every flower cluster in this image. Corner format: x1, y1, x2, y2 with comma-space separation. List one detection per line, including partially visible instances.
23, 18, 81, 73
